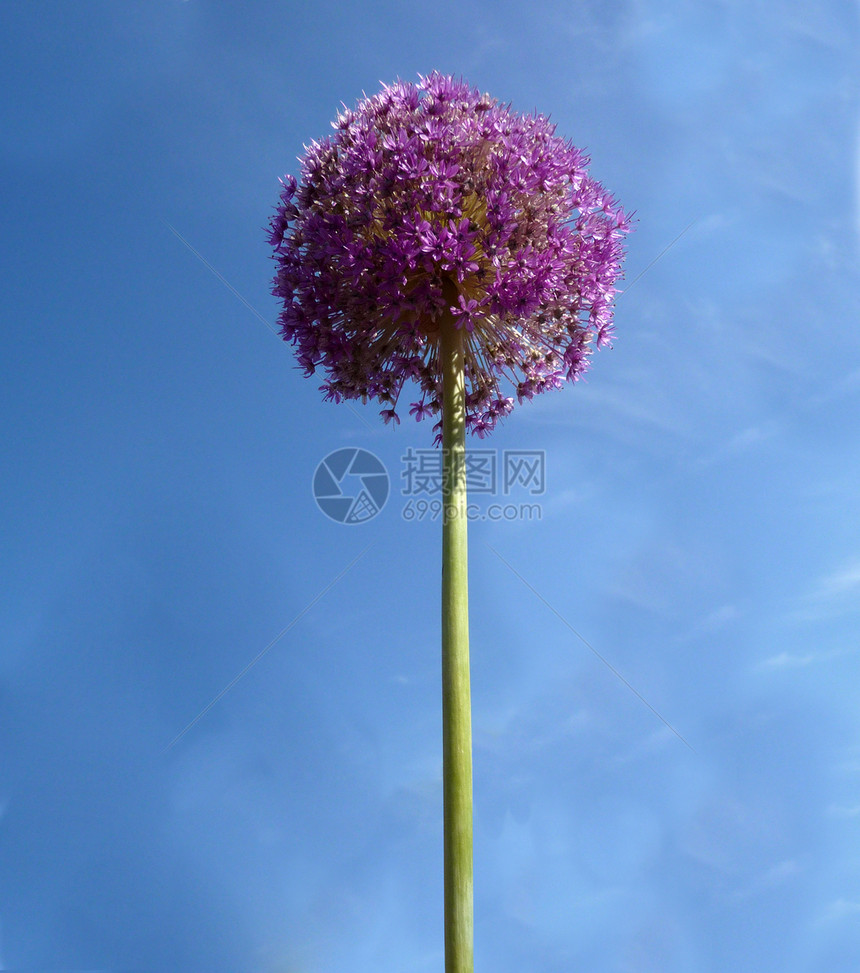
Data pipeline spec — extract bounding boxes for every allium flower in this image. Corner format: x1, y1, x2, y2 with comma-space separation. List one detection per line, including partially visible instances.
269, 72, 632, 437
268, 74, 632, 973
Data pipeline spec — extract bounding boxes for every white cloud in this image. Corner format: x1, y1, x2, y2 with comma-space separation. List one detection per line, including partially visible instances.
732, 858, 802, 899
540, 487, 591, 516
757, 651, 819, 670
613, 724, 677, 764
818, 898, 860, 923
534, 374, 691, 443
815, 562, 860, 600
755, 645, 849, 671
792, 561, 860, 620
698, 604, 738, 630
760, 858, 801, 885
606, 541, 721, 616
678, 604, 740, 643
832, 744, 860, 777
826, 803, 860, 818
694, 421, 781, 468
808, 365, 860, 408
474, 697, 593, 761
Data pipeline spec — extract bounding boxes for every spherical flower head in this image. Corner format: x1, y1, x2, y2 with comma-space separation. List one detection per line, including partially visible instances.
269, 72, 633, 437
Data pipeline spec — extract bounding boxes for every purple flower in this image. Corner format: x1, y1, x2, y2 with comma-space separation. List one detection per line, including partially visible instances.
452, 294, 480, 332
269, 72, 632, 435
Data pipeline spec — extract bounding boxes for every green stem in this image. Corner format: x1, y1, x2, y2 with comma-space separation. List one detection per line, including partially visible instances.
440, 315, 474, 973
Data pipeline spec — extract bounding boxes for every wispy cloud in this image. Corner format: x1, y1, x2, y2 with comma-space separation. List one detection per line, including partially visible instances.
792, 560, 860, 620
526, 373, 692, 444
808, 365, 860, 408
475, 698, 592, 761
538, 486, 594, 517
826, 803, 860, 818
814, 562, 860, 600
732, 858, 802, 899
817, 898, 860, 924
685, 604, 739, 637
832, 749, 860, 777
694, 420, 781, 468
756, 651, 820, 670
487, 544, 696, 751
755, 645, 849, 671
612, 724, 679, 764
164, 544, 374, 752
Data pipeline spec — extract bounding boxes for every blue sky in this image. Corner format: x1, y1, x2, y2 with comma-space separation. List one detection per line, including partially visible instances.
2, 1, 860, 970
